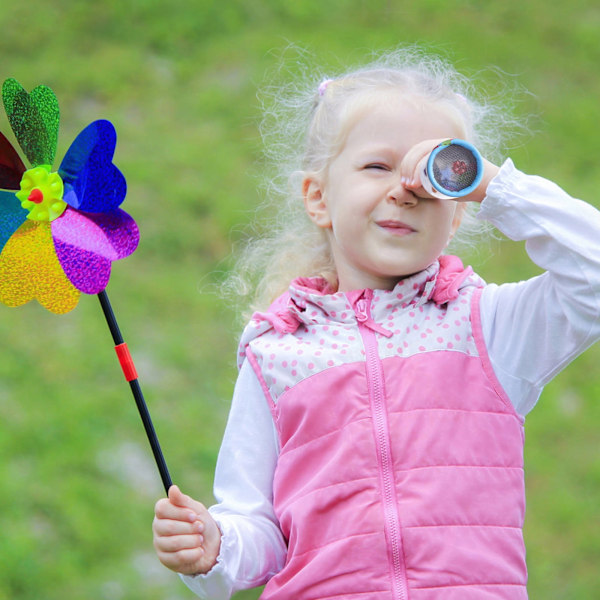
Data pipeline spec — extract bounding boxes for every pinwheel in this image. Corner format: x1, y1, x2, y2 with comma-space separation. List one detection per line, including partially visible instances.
0, 78, 172, 492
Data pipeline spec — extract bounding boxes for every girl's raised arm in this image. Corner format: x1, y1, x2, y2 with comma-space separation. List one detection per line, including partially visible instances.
478, 160, 600, 416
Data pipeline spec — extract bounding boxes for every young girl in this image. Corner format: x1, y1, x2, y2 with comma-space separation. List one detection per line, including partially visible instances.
152, 50, 600, 599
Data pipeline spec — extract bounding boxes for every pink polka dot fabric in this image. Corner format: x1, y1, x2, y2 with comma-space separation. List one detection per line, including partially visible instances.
239, 258, 484, 403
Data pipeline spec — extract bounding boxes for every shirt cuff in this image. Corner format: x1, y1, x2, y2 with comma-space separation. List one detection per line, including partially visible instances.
179, 516, 235, 600
476, 158, 519, 221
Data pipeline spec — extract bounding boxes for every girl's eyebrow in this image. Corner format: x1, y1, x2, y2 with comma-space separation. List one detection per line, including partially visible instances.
357, 144, 396, 157
355, 147, 398, 163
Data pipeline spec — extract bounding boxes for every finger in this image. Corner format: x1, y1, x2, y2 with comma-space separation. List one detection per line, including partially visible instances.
153, 516, 204, 536
401, 139, 439, 185
154, 533, 204, 554
401, 155, 436, 200
156, 547, 205, 575
168, 485, 208, 515
155, 498, 201, 524
168, 484, 185, 505
404, 157, 431, 197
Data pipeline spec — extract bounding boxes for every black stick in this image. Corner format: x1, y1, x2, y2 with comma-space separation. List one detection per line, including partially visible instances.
98, 289, 172, 494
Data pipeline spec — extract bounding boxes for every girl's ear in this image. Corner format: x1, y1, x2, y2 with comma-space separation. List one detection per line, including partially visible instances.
303, 175, 331, 228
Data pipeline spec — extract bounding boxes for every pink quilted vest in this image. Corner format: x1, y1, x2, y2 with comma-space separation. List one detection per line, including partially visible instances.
240, 257, 528, 599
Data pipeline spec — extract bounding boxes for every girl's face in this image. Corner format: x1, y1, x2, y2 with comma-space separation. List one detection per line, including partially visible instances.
303, 94, 466, 292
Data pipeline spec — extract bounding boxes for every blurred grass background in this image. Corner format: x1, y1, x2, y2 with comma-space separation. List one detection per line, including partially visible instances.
0, 1, 599, 598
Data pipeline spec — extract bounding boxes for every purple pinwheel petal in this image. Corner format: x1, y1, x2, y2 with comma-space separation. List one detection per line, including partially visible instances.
58, 120, 127, 213
51, 207, 139, 294
0, 190, 28, 253
0, 131, 26, 190
53, 239, 112, 294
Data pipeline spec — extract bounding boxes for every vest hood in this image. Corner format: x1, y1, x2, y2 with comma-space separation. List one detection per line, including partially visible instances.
237, 255, 484, 368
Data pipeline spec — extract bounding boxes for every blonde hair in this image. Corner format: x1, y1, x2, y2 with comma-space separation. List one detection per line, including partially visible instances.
224, 47, 524, 321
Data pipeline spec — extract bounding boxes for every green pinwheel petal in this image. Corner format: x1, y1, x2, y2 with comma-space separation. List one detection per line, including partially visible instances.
29, 85, 59, 163
2, 78, 59, 167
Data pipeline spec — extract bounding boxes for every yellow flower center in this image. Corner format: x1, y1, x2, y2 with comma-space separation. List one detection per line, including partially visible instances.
16, 166, 67, 222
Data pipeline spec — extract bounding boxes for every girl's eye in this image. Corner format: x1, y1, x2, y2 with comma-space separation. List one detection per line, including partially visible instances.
365, 163, 390, 171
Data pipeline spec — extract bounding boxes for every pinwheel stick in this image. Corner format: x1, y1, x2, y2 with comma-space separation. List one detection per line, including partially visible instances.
98, 290, 172, 494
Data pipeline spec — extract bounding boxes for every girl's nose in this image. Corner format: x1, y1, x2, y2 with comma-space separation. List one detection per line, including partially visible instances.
387, 183, 418, 206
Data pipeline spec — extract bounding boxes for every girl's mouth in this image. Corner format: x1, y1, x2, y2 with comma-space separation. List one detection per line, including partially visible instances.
376, 220, 416, 235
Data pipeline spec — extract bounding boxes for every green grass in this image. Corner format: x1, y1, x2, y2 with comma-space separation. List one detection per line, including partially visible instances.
0, 1, 599, 598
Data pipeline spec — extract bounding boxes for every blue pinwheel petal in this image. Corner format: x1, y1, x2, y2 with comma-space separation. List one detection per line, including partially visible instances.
0, 190, 27, 253
58, 119, 127, 213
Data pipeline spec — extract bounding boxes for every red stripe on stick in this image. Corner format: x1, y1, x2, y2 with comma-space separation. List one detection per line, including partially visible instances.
115, 343, 138, 382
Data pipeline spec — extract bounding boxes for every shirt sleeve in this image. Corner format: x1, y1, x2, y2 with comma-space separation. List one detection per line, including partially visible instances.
477, 159, 600, 417
180, 360, 287, 598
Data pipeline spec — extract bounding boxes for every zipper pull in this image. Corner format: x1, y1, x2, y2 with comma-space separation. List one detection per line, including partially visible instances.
355, 298, 393, 338
356, 298, 369, 323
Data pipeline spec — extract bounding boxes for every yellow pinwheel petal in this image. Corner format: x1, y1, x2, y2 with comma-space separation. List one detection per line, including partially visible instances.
0, 220, 80, 314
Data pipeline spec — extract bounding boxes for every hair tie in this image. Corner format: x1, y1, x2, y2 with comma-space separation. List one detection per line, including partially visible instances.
318, 78, 333, 97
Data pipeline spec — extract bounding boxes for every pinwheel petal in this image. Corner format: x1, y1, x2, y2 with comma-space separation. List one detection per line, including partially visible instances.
59, 120, 126, 213
0, 220, 80, 314
0, 190, 28, 253
2, 78, 59, 167
53, 240, 112, 295
0, 130, 26, 189
51, 208, 139, 294
29, 85, 60, 163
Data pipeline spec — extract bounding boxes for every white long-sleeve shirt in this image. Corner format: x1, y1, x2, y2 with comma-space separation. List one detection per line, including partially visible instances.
182, 159, 600, 598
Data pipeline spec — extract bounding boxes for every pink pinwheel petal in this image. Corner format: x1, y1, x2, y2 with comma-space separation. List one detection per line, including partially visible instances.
51, 208, 139, 258
51, 208, 139, 294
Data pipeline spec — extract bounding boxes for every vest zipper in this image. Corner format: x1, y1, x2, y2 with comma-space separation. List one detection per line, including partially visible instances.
355, 294, 409, 600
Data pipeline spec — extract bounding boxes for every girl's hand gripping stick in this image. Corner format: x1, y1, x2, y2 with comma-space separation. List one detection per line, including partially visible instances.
420, 139, 483, 199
